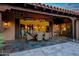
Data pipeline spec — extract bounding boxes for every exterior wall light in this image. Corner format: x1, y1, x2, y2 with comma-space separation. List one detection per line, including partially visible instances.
3, 22, 11, 28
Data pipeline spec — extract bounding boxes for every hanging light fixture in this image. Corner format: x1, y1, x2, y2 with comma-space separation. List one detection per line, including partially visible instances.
25, 25, 27, 29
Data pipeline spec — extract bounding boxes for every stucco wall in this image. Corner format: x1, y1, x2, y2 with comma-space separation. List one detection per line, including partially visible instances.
3, 20, 15, 41
76, 20, 79, 40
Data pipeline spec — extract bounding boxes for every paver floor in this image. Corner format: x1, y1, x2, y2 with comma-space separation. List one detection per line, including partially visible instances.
0, 37, 69, 55
9, 42, 79, 56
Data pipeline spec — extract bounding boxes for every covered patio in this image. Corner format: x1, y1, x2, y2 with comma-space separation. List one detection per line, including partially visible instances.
0, 3, 79, 56
2, 9, 73, 41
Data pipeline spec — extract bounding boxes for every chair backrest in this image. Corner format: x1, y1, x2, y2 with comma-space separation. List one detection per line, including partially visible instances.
44, 32, 50, 40
37, 32, 44, 41
26, 33, 33, 40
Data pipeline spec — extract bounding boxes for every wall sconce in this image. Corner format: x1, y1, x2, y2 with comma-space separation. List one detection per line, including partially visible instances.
3, 21, 11, 28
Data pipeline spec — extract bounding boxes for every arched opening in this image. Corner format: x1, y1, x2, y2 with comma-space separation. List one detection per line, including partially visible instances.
53, 17, 72, 38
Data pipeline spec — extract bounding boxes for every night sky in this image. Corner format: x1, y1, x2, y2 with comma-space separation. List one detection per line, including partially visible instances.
46, 3, 79, 11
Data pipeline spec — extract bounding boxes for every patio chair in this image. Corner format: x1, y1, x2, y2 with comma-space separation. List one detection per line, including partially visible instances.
26, 33, 33, 40
44, 32, 50, 40
37, 32, 44, 41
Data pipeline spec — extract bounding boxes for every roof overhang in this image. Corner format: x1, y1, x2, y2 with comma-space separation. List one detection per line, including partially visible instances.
0, 4, 78, 19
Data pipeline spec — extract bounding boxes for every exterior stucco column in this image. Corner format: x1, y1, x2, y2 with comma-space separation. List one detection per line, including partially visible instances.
75, 19, 79, 41
49, 20, 53, 39
15, 18, 20, 40
0, 12, 3, 32
0, 12, 4, 49
70, 17, 76, 41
